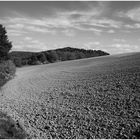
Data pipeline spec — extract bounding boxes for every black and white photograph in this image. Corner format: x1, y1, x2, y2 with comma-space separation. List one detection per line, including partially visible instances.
0, 0, 140, 139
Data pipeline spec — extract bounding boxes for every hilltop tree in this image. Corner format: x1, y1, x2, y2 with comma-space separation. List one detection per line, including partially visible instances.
37, 53, 46, 63
0, 24, 12, 60
28, 54, 38, 65
45, 51, 58, 63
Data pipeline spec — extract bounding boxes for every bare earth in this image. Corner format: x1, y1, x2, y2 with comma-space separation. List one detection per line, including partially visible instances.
0, 53, 140, 138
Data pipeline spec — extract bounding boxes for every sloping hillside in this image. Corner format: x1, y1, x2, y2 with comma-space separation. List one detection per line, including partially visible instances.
0, 52, 140, 138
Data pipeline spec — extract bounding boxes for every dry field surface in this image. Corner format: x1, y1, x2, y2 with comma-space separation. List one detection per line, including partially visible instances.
0, 52, 140, 138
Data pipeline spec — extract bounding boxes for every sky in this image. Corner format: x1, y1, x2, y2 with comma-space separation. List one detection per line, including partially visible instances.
0, 1, 140, 54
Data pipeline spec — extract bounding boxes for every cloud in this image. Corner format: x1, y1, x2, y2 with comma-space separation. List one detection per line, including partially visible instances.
62, 29, 75, 37
117, 7, 140, 23
84, 41, 101, 49
30, 40, 41, 44
26, 26, 50, 33
8, 23, 24, 29
0, 2, 139, 33
126, 7, 140, 21
90, 18, 122, 28
42, 1, 101, 15
107, 29, 115, 33
12, 39, 47, 52
24, 37, 32, 41
124, 24, 135, 29
7, 29, 27, 37
92, 42, 100, 45
5, 18, 56, 34
0, 2, 126, 41
113, 38, 126, 42
124, 23, 140, 29
111, 43, 140, 53
88, 28, 103, 35
6, 23, 27, 37
1, 1, 140, 54
74, 24, 103, 35
8, 32, 22, 37
1, 6, 123, 37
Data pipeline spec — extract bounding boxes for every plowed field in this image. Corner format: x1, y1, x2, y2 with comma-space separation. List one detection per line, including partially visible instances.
0, 53, 140, 138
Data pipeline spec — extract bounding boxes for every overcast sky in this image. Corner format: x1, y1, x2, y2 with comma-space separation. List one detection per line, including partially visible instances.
0, 1, 140, 54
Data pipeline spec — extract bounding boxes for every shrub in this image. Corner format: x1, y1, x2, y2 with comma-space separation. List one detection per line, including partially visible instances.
0, 60, 16, 87
12, 57, 22, 67
0, 111, 28, 138
21, 59, 28, 66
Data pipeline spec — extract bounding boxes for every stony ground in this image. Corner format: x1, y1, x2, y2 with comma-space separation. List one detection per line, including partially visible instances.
0, 52, 140, 138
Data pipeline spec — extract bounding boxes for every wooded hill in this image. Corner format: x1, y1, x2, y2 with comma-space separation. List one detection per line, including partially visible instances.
9, 47, 110, 67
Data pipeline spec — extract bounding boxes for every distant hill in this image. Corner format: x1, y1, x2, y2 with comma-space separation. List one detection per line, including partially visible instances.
9, 47, 110, 67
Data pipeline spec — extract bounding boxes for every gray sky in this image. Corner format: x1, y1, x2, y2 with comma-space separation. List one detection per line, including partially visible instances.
0, 1, 140, 54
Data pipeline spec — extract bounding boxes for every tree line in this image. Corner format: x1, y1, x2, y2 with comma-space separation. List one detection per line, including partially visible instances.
10, 47, 109, 67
